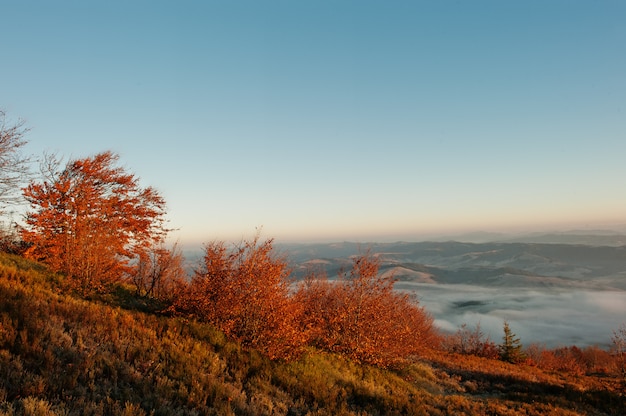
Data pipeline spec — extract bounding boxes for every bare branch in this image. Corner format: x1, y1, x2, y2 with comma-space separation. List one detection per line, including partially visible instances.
0, 110, 31, 212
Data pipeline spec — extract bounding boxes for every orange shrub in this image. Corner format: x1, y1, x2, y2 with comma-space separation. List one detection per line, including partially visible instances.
444, 322, 499, 359
173, 235, 305, 359
295, 253, 439, 367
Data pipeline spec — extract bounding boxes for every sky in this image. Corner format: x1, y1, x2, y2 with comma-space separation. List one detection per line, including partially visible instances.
2, 1, 626, 245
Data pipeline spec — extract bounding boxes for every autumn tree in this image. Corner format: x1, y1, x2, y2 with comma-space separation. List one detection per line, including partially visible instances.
175, 235, 304, 359
132, 241, 187, 303
295, 253, 439, 367
499, 320, 526, 363
21, 151, 168, 295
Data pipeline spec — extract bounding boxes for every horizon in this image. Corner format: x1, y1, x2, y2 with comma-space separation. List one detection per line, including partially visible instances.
2, 1, 625, 245
169, 225, 626, 262
177, 222, 626, 248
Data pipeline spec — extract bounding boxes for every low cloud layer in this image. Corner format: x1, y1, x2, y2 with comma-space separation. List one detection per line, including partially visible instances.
396, 282, 626, 348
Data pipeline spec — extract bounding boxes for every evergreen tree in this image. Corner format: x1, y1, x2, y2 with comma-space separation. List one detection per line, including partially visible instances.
499, 320, 526, 363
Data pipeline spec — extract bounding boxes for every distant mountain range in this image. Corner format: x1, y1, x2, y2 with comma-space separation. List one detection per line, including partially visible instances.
281, 236, 626, 291
500, 232, 626, 246
429, 229, 626, 246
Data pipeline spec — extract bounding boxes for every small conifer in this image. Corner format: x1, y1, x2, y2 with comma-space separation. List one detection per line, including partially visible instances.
499, 320, 526, 363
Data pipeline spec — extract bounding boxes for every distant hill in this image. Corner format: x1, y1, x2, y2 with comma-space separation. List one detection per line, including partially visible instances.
284, 240, 626, 290
430, 229, 626, 246
502, 232, 626, 246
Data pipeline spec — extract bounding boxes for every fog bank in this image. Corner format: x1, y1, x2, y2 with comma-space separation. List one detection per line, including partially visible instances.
396, 282, 626, 348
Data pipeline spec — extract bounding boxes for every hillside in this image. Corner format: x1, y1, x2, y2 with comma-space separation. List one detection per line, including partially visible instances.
0, 252, 625, 415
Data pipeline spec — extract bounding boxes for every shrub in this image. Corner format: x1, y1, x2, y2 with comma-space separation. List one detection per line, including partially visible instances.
295, 252, 439, 367
173, 235, 305, 359
444, 322, 499, 359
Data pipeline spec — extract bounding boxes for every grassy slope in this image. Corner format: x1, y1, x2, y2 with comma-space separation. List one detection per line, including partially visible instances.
0, 253, 623, 415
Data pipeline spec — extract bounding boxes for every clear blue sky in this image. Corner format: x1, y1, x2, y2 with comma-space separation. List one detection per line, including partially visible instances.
2, 1, 625, 245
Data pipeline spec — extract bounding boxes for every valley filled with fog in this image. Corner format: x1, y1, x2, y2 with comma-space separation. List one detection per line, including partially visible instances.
283, 235, 626, 349
399, 282, 626, 348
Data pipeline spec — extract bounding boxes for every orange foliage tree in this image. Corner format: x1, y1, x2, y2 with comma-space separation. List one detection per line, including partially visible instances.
21, 151, 168, 295
295, 253, 439, 367
174, 235, 305, 359
132, 241, 187, 302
